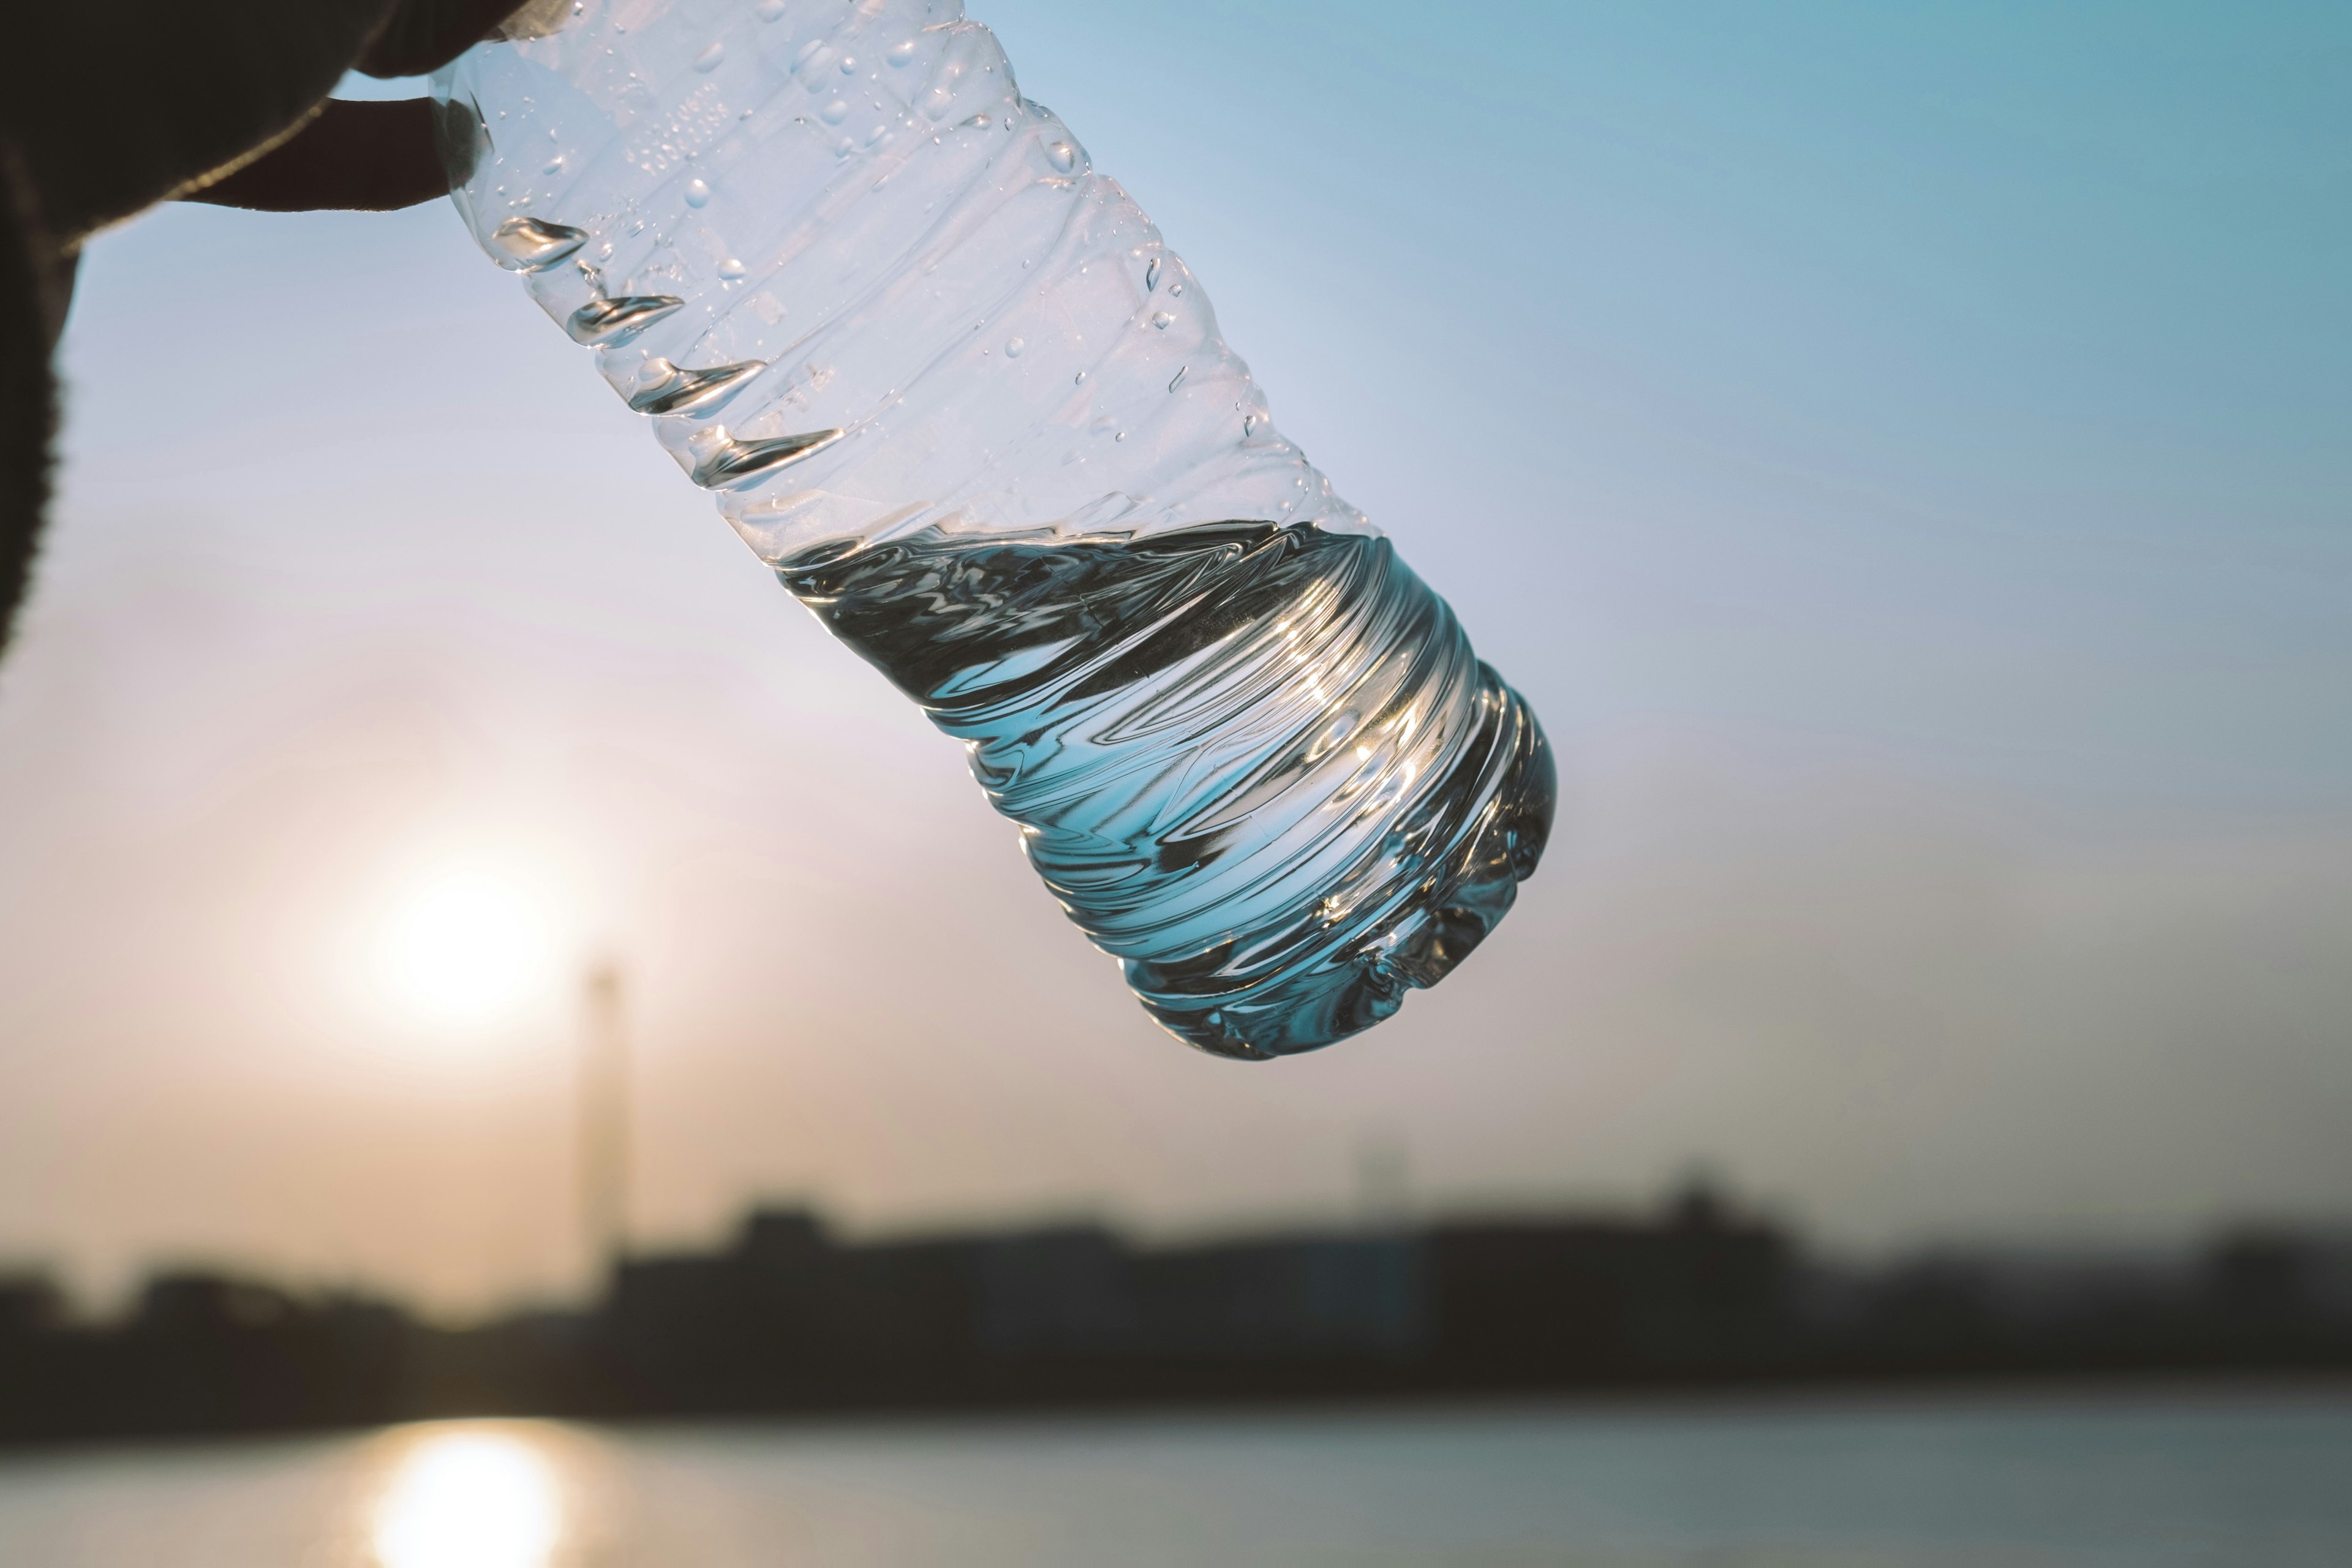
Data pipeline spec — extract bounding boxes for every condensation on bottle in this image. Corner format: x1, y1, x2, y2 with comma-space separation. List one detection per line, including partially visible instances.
435, 0, 1554, 1059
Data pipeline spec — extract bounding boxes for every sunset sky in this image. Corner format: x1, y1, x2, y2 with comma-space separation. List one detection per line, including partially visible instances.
3, 1, 2346, 1315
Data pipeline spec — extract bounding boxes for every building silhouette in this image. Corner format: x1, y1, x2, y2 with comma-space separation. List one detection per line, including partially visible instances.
6, 1182, 2351, 1446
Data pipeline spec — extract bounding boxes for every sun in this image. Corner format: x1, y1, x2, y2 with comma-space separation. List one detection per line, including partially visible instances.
381, 867, 552, 1027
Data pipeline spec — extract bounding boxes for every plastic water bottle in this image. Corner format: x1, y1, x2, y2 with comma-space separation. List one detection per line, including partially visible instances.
435, 0, 1553, 1059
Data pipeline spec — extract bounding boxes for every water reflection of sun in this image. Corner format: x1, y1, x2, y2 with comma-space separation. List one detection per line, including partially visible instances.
371, 1428, 564, 1568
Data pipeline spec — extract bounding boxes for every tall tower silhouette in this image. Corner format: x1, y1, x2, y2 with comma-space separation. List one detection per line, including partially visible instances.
579, 961, 630, 1282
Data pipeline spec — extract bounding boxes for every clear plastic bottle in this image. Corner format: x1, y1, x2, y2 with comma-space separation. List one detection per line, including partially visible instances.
435, 0, 1553, 1058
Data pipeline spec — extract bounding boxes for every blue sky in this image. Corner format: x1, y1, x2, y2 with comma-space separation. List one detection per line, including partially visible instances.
1, 2, 2345, 1311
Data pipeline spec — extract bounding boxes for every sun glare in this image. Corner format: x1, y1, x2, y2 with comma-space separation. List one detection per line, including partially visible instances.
381, 869, 551, 1027
372, 1430, 562, 1568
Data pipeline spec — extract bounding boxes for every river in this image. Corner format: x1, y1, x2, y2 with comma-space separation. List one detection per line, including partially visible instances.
2, 1385, 2346, 1565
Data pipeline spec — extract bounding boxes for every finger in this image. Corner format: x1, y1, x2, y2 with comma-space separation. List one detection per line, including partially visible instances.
181, 99, 450, 213
0, 0, 393, 245
358, 0, 540, 79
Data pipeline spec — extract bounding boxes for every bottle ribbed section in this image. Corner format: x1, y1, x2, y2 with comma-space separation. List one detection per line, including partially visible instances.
441, 0, 1552, 1055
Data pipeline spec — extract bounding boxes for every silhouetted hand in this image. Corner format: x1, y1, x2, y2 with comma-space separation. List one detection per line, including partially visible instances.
0, 0, 552, 653
187, 0, 545, 213
180, 99, 455, 213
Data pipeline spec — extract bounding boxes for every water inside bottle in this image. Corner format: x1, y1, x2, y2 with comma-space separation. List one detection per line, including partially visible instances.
779, 520, 1555, 1058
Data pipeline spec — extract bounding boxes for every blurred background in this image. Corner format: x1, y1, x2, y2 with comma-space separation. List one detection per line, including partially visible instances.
1, 2, 2347, 1562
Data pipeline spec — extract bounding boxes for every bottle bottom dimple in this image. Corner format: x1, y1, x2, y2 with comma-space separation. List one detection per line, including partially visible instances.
780, 519, 1555, 1059
1131, 680, 1551, 1058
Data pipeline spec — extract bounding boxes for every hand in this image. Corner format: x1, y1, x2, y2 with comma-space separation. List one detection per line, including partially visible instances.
187, 0, 541, 214
181, 100, 453, 214
0, 0, 549, 654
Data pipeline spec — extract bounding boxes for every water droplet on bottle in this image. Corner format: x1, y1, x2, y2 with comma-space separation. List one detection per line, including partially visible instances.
1151, 311, 1174, 330
489, 216, 588, 270
1005, 337, 1025, 358
1114, 431, 1126, 441
1167, 366, 1187, 392
962, 113, 992, 129
718, 257, 747, 279
821, 99, 849, 124
684, 178, 711, 208
542, 156, 565, 175
1046, 140, 1077, 173
567, 294, 687, 345
1073, 369, 1087, 383
839, 55, 859, 74
756, 0, 786, 19
888, 38, 916, 65
1144, 257, 1161, 290
1092, 414, 1117, 432
693, 41, 726, 72
793, 38, 824, 69
1242, 413, 1259, 437
1169, 282, 1183, 297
